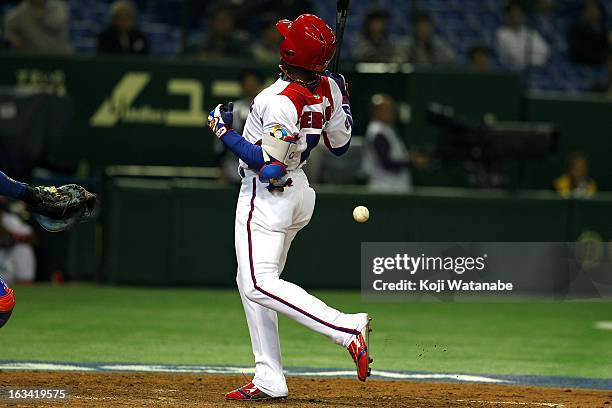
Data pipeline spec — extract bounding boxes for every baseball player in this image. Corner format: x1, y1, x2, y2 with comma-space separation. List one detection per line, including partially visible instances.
0, 170, 96, 328
207, 14, 371, 401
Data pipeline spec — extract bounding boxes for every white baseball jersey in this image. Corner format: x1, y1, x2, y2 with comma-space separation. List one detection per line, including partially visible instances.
240, 76, 352, 171
232, 75, 366, 398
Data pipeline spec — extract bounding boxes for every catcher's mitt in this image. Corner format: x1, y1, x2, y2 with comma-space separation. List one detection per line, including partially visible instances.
28, 184, 97, 232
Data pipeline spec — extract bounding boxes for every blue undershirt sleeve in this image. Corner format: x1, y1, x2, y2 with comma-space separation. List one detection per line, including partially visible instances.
328, 138, 351, 157
220, 129, 265, 170
0, 171, 27, 199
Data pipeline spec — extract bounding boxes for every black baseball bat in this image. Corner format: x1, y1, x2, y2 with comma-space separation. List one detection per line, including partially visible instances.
330, 0, 350, 73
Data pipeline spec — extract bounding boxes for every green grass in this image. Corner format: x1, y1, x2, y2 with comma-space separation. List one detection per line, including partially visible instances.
0, 284, 610, 379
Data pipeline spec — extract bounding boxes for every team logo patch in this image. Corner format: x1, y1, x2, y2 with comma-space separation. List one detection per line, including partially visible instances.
270, 125, 299, 143
270, 125, 290, 140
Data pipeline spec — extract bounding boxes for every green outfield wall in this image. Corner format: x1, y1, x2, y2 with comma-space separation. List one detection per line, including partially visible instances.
101, 178, 612, 287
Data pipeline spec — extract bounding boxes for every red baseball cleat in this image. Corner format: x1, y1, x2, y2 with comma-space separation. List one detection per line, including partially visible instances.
347, 315, 372, 381
225, 382, 283, 401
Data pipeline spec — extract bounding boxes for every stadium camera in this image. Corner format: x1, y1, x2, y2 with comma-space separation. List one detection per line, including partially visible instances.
428, 102, 560, 163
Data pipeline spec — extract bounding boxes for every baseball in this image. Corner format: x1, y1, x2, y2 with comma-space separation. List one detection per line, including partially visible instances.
353, 206, 370, 223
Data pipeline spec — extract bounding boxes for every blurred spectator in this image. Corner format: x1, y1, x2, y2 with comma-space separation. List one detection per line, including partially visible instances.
407, 11, 455, 66
260, 0, 313, 20
97, 1, 149, 55
354, 9, 407, 63
4, 0, 71, 54
195, 7, 250, 59
0, 203, 36, 284
496, 1, 549, 68
0, 15, 12, 49
591, 52, 612, 95
251, 20, 282, 64
532, 0, 555, 15
233, 69, 265, 134
567, 0, 609, 66
362, 94, 429, 193
214, 0, 313, 30
553, 152, 597, 198
215, 70, 265, 183
469, 46, 492, 72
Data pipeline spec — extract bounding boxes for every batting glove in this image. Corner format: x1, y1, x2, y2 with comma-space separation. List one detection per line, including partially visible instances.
207, 102, 234, 138
325, 71, 350, 103
324, 71, 353, 128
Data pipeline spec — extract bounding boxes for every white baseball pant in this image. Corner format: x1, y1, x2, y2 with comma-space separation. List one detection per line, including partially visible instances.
234, 169, 367, 397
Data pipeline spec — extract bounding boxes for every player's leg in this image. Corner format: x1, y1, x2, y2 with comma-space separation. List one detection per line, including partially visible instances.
232, 178, 289, 398
238, 178, 367, 348
236, 235, 287, 397
278, 182, 315, 275
233, 176, 371, 397
282, 184, 372, 381
232, 178, 314, 398
278, 226, 301, 275
241, 187, 319, 395
234, 196, 309, 397
236, 282, 287, 397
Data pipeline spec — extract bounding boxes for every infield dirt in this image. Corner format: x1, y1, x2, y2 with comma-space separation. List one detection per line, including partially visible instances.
1, 371, 610, 407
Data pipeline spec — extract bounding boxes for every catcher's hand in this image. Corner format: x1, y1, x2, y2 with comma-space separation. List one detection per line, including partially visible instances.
28, 184, 97, 232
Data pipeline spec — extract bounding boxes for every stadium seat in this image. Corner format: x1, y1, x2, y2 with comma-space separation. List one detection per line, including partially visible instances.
1, 0, 602, 93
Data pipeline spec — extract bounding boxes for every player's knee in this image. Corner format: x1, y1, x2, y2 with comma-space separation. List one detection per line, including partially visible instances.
243, 278, 276, 303
242, 284, 262, 303
238, 279, 259, 302
245, 276, 282, 303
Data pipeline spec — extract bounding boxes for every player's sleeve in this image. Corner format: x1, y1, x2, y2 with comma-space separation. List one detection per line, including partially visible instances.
218, 129, 265, 170
216, 100, 265, 170
218, 95, 298, 170
258, 95, 301, 166
0, 171, 27, 200
323, 79, 353, 156
260, 95, 300, 137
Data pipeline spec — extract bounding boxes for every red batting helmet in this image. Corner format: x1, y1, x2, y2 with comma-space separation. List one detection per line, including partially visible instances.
276, 14, 336, 73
